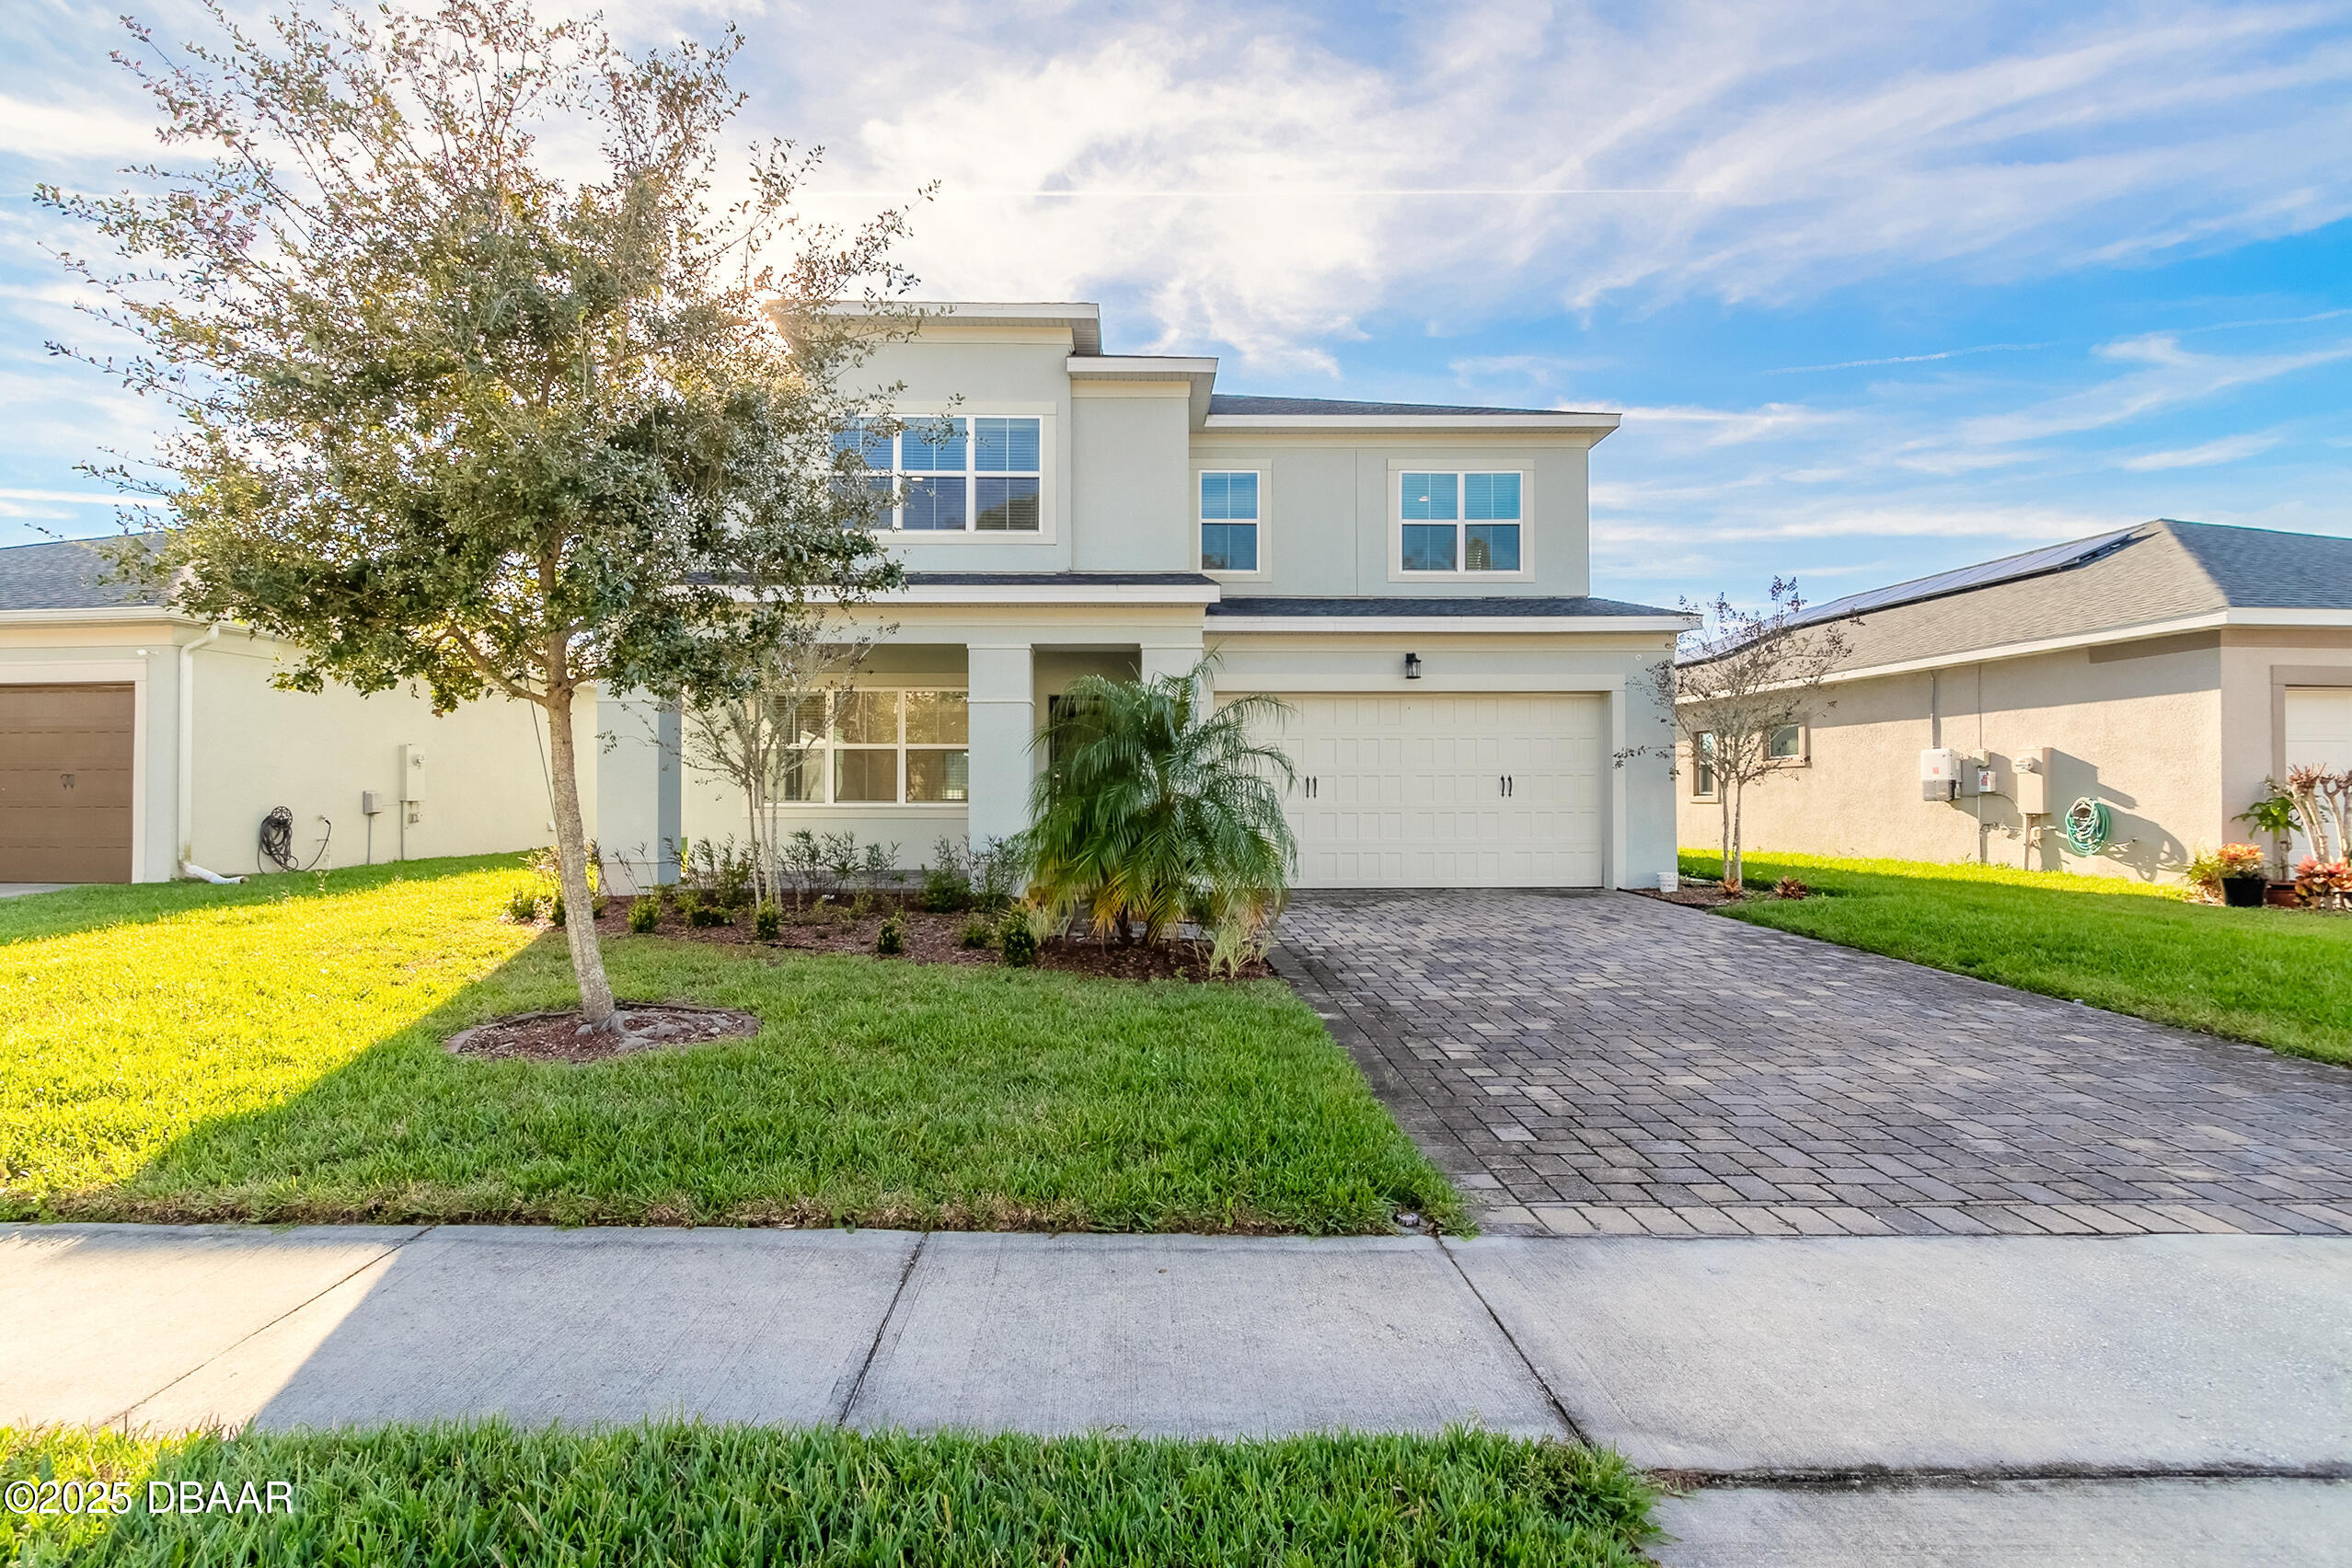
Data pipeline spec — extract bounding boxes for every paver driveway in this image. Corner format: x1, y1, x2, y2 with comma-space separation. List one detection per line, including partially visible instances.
1275, 890, 2352, 1238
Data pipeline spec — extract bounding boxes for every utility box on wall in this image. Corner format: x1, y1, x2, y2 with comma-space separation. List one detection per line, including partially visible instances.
1920, 746, 1960, 802
2013, 747, 2053, 817
398, 744, 425, 825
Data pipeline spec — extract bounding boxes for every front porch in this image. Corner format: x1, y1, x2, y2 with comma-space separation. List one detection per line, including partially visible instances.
595, 581, 1219, 886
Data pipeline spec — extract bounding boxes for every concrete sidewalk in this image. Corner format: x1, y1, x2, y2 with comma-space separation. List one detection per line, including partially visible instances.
5, 1224, 2347, 1563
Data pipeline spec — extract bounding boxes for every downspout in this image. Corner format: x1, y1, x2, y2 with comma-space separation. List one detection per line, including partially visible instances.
177, 624, 232, 881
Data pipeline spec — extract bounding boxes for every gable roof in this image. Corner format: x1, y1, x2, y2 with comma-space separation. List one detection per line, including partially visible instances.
1781, 520, 2352, 674
0, 536, 167, 613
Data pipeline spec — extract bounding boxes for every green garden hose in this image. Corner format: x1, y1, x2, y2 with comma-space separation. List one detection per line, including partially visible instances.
2063, 797, 2111, 854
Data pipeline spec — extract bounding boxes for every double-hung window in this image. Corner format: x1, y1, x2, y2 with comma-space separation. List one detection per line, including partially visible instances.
833, 417, 1042, 533
1692, 732, 1718, 798
1199, 470, 1260, 572
1399, 470, 1523, 573
778, 689, 969, 804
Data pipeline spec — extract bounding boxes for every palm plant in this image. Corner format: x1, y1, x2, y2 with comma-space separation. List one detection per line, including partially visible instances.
1019, 663, 1296, 957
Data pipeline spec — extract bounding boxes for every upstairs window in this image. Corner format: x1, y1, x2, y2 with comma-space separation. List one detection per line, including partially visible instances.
833, 417, 1042, 533
1399, 470, 1522, 573
1199, 470, 1260, 572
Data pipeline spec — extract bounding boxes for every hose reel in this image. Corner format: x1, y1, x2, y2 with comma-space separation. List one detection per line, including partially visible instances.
2063, 797, 2111, 855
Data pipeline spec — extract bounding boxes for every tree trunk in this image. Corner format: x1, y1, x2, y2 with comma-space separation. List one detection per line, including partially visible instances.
1729, 778, 1747, 894
545, 682, 618, 1031
1719, 790, 1737, 894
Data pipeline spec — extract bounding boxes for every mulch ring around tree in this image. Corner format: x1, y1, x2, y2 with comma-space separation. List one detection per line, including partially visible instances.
446, 1003, 762, 1065
575, 895, 1272, 983
1632, 878, 1746, 909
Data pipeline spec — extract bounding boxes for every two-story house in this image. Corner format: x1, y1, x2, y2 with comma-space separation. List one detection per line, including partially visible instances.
606, 302, 1687, 891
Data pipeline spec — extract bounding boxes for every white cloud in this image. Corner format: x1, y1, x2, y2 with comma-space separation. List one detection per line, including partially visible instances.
2119, 432, 2283, 470
752, 1, 2352, 361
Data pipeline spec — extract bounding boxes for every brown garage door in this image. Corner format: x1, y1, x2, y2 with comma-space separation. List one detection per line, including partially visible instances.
0, 684, 134, 882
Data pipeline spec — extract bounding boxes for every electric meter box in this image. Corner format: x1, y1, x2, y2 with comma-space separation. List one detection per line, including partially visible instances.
1920, 746, 1960, 801
2013, 747, 2053, 816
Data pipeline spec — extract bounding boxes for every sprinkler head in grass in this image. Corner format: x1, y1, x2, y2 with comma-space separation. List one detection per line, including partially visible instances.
1397, 1211, 1423, 1230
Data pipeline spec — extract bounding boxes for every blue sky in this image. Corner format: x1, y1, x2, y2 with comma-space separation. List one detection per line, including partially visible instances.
2, 0, 2348, 609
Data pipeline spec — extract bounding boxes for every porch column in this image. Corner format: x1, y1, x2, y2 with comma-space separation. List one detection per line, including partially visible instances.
595, 687, 681, 889
1138, 635, 1205, 685
965, 643, 1034, 847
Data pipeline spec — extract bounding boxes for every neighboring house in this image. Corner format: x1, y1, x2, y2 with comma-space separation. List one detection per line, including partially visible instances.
0, 536, 577, 883
1674, 520, 2352, 882
2, 299, 1688, 890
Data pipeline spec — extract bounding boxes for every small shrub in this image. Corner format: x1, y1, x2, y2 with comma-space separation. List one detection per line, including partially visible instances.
1772, 876, 1810, 900
849, 888, 875, 919
548, 894, 566, 927
920, 864, 973, 913
502, 885, 543, 924
958, 914, 997, 949
628, 897, 660, 934
753, 900, 781, 940
876, 911, 906, 955
997, 910, 1039, 967
688, 901, 733, 929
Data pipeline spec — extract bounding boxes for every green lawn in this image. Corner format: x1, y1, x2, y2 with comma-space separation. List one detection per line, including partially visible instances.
1, 1423, 1659, 1567
0, 857, 1461, 1233
1680, 849, 2352, 1066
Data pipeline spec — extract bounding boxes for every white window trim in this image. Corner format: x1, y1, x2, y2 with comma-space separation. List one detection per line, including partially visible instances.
776, 683, 972, 809
1196, 465, 1268, 582
1386, 463, 1535, 583
855, 409, 1059, 546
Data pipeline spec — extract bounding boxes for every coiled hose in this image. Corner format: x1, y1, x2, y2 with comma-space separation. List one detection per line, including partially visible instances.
2063, 797, 2111, 855
259, 806, 332, 872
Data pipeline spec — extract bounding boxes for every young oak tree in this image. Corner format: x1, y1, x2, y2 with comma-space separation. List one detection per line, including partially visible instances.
44, 0, 917, 1032
1648, 579, 1854, 894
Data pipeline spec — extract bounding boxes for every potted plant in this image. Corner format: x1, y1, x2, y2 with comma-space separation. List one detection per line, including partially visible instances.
2215, 843, 2268, 907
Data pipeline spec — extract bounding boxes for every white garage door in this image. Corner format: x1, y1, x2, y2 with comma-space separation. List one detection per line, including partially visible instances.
2286, 686, 2352, 858
1249, 693, 1605, 888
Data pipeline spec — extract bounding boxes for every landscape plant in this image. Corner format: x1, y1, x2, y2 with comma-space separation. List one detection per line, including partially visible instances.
1020, 661, 1296, 951
46, 0, 917, 1032
1649, 579, 1854, 893
2236, 779, 2304, 879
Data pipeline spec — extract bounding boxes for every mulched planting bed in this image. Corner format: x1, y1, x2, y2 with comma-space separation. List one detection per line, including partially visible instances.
569, 895, 1271, 983
446, 1003, 762, 1064
1633, 879, 1743, 909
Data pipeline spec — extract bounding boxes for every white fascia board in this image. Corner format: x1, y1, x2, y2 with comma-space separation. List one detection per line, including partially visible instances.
1202, 411, 1621, 436
747, 582, 1222, 607
1813, 605, 2352, 686
1208, 614, 1692, 634
1066, 356, 1217, 377
817, 301, 1103, 354
0, 605, 196, 627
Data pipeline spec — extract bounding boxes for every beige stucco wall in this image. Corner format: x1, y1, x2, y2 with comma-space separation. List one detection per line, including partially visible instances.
1678, 640, 2230, 882
187, 628, 585, 876
2216, 628, 2352, 838
1, 615, 577, 882
1192, 432, 1597, 602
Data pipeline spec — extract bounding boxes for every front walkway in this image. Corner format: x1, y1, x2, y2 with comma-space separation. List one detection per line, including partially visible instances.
1274, 889, 2352, 1238
7, 1223, 2347, 1563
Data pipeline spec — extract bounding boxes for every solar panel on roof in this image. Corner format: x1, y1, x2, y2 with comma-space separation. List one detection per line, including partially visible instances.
1787, 526, 2148, 628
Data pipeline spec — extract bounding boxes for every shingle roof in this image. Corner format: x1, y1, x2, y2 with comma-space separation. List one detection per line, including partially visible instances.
902, 571, 1215, 587
1781, 520, 2352, 673
1209, 594, 1678, 617
1206, 394, 1588, 418
0, 536, 167, 612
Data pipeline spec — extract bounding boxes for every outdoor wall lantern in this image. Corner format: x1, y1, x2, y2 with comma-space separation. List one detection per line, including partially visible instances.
1403, 651, 1423, 679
